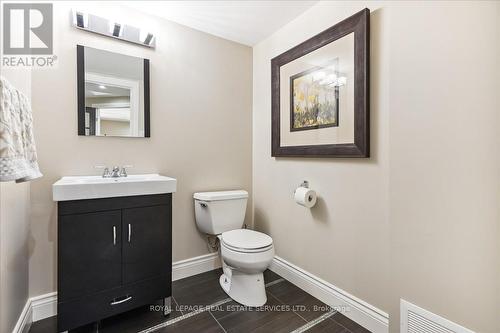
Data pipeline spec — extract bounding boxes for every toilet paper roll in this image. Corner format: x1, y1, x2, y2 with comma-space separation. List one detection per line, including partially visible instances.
294, 187, 317, 208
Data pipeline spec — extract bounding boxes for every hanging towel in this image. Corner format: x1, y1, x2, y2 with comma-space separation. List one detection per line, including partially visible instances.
0, 76, 42, 182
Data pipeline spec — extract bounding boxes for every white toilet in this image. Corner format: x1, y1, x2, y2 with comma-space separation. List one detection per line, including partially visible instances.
193, 190, 274, 307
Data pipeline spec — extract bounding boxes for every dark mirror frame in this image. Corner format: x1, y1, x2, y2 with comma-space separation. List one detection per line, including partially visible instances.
271, 8, 369, 157
77, 45, 151, 137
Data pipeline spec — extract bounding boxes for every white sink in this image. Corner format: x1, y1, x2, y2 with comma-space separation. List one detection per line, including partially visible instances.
52, 174, 177, 201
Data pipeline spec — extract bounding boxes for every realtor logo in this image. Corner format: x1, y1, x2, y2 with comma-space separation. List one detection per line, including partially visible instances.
3, 3, 53, 55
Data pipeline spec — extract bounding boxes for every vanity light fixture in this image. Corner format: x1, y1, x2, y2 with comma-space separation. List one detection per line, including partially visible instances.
73, 11, 88, 29
143, 33, 155, 46
140, 30, 155, 46
110, 22, 123, 37
71, 9, 156, 49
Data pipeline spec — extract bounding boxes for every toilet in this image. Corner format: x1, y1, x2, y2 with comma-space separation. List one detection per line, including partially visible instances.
193, 190, 274, 307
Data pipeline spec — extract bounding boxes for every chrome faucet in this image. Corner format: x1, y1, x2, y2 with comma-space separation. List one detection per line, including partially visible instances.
110, 166, 121, 178
102, 167, 110, 178
119, 167, 128, 177
95, 165, 131, 178
95, 165, 111, 178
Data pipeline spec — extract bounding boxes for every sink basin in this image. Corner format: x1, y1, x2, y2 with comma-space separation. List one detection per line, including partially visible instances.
53, 174, 177, 201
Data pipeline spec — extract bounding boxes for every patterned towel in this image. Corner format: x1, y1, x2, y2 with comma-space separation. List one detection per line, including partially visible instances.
0, 76, 42, 182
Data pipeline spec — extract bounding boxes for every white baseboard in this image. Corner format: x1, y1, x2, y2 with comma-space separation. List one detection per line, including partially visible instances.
12, 298, 32, 333
31, 292, 57, 322
172, 252, 221, 281
269, 255, 389, 333
21, 252, 222, 326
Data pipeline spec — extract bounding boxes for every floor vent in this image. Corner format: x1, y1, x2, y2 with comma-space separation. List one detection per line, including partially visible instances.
401, 300, 475, 333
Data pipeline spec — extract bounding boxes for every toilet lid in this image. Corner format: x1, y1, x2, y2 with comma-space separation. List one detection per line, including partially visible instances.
221, 229, 273, 250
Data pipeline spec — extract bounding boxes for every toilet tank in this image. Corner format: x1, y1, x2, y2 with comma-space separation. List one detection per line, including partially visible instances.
193, 190, 248, 235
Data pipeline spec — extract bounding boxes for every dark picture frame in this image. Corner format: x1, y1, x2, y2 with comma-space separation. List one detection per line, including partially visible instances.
271, 8, 370, 157
77, 45, 151, 137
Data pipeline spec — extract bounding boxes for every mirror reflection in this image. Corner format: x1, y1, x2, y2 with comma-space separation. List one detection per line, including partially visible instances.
78, 46, 150, 137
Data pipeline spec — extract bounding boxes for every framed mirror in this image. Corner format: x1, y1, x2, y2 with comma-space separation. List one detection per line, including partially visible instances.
77, 45, 150, 137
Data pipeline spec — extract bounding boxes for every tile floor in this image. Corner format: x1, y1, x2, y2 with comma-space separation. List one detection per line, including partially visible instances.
29, 269, 370, 333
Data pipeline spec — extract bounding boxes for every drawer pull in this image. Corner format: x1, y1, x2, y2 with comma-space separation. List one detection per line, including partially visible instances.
110, 295, 132, 306
113, 226, 116, 245
128, 223, 132, 243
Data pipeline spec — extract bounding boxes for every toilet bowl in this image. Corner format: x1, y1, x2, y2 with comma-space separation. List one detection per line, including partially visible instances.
193, 190, 274, 307
218, 229, 274, 307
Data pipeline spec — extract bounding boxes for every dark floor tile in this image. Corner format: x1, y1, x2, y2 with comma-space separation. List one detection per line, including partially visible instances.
173, 269, 228, 312
211, 293, 306, 333
27, 315, 97, 333
156, 311, 224, 333
210, 291, 274, 321
266, 280, 330, 321
331, 313, 371, 333
263, 269, 282, 283
304, 317, 348, 333
28, 316, 57, 333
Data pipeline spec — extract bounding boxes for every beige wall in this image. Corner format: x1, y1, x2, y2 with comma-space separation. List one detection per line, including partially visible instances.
253, 0, 391, 314
0, 68, 32, 332
388, 3, 499, 332
29, 2, 252, 297
498, 3, 500, 326
253, 1, 499, 333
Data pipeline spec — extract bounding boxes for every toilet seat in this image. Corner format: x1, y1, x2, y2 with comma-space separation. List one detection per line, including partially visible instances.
221, 229, 273, 253
222, 241, 273, 253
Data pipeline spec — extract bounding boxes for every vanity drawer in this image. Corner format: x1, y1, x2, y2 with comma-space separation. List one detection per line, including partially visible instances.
57, 275, 170, 332
58, 193, 171, 215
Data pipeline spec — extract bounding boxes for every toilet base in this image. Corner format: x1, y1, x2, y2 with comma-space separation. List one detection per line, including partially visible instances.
219, 271, 267, 307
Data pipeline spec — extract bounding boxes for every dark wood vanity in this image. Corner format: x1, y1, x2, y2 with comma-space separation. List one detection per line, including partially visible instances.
57, 193, 172, 331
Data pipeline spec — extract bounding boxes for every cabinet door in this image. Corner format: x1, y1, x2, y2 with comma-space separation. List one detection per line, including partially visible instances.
58, 210, 122, 301
122, 205, 171, 285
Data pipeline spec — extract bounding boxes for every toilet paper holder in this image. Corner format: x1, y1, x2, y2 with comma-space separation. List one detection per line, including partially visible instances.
292, 181, 309, 195
292, 180, 309, 196
293, 180, 317, 208
299, 180, 309, 189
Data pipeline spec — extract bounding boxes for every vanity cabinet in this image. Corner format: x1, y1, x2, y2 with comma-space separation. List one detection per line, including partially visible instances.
57, 194, 172, 332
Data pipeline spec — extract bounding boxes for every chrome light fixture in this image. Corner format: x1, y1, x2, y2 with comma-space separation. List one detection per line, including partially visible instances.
110, 22, 123, 38
73, 11, 89, 29
71, 10, 156, 49
140, 30, 155, 47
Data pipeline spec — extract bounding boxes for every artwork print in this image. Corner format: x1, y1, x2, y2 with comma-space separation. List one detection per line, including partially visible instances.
290, 59, 343, 132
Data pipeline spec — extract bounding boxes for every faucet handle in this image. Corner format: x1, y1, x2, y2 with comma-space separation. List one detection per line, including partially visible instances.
120, 165, 133, 177
94, 165, 110, 178
103, 168, 110, 177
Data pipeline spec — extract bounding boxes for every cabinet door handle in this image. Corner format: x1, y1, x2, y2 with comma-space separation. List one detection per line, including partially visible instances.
128, 223, 132, 243
113, 226, 116, 245
110, 295, 132, 306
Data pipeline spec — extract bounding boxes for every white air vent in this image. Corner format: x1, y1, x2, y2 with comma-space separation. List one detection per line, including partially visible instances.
401, 299, 475, 333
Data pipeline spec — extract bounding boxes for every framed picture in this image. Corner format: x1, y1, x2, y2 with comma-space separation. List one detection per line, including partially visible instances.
271, 8, 370, 157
